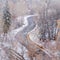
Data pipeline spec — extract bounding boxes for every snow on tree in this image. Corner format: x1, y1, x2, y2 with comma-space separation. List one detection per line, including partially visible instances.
3, 1, 11, 34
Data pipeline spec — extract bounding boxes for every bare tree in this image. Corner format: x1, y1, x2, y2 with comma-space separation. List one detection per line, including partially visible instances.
38, 0, 58, 41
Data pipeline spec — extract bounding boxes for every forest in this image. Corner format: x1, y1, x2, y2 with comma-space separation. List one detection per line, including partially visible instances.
0, 0, 60, 60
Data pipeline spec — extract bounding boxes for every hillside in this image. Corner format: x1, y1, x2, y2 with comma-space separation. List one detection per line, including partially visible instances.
0, 0, 60, 60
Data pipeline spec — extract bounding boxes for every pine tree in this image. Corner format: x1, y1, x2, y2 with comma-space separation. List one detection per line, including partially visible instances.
3, 2, 11, 34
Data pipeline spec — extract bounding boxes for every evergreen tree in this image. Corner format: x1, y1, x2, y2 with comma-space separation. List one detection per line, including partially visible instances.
3, 2, 11, 34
